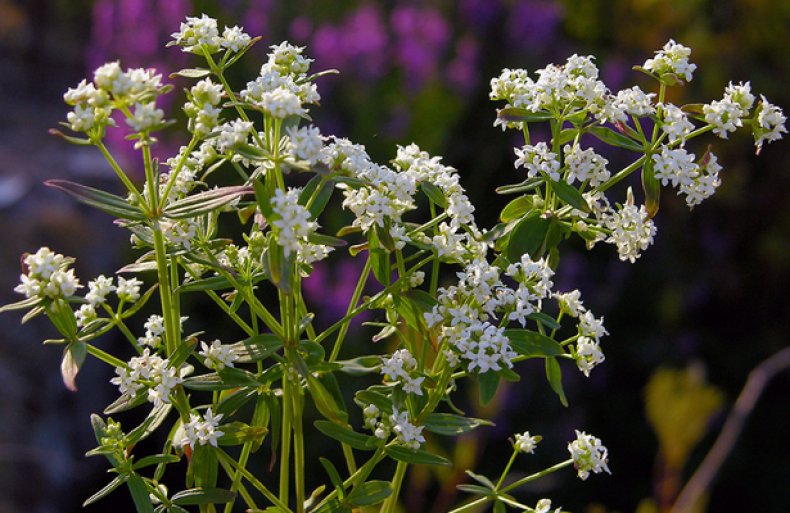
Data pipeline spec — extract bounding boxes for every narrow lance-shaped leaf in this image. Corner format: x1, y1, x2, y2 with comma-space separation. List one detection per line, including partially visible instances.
384, 445, 452, 467
162, 186, 253, 219
550, 179, 589, 212
45, 180, 146, 221
641, 158, 661, 219
61, 341, 87, 392
497, 108, 554, 123
506, 212, 550, 262
588, 126, 643, 152
545, 357, 569, 407
347, 481, 393, 506
504, 329, 564, 358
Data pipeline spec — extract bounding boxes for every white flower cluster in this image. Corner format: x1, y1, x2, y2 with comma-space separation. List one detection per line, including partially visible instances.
568, 430, 611, 480
643, 39, 697, 82
240, 42, 318, 119
563, 144, 610, 186
162, 218, 200, 250
116, 276, 143, 302
362, 405, 425, 450
216, 119, 255, 154
184, 78, 224, 136
513, 431, 541, 454
179, 408, 224, 448
424, 258, 558, 374
660, 103, 694, 145
138, 314, 165, 348
270, 188, 331, 264
14, 247, 81, 300
110, 349, 183, 407
599, 193, 657, 263
380, 349, 424, 395
170, 14, 251, 55
754, 95, 788, 152
552, 288, 608, 377
286, 124, 324, 164
704, 81, 754, 139
198, 339, 237, 370
514, 142, 560, 181
534, 499, 562, 513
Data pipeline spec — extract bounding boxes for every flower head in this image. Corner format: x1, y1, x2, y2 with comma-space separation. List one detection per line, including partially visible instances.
568, 430, 611, 480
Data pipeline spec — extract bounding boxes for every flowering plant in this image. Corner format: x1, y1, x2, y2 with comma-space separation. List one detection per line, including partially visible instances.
4, 15, 785, 513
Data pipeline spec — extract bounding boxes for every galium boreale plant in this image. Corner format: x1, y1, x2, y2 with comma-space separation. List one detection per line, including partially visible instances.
3, 15, 785, 513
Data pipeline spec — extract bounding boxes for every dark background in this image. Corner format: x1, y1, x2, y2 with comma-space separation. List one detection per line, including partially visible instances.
0, 1, 788, 512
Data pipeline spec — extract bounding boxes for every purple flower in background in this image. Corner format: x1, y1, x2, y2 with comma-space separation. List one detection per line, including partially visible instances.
391, 6, 451, 89
460, 0, 504, 31
302, 259, 372, 328
241, 0, 273, 42
447, 36, 480, 95
507, 1, 563, 52
311, 4, 389, 82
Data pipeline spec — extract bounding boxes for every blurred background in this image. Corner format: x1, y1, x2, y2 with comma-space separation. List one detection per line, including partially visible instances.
0, 0, 788, 512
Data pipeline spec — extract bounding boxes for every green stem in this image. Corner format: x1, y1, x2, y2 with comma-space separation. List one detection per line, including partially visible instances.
382, 461, 408, 513
216, 449, 292, 512
222, 442, 253, 513
292, 386, 306, 513
280, 368, 293, 505
309, 448, 387, 512
593, 155, 648, 194
500, 459, 573, 493
495, 451, 519, 490
160, 135, 198, 203
328, 257, 371, 362
95, 140, 147, 211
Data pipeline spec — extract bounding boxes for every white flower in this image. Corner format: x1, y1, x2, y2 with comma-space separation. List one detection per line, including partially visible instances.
575, 336, 605, 377
199, 339, 237, 370
270, 188, 317, 257
660, 104, 694, 145
754, 95, 787, 152
260, 87, 305, 119
643, 39, 697, 82
652, 146, 699, 188
110, 349, 183, 407
568, 430, 611, 480
127, 102, 164, 132
217, 120, 254, 153
268, 42, 313, 76
534, 498, 561, 513
75, 304, 97, 328
601, 193, 657, 263
704, 97, 745, 139
86, 275, 115, 305
116, 277, 143, 302
514, 431, 541, 454
180, 408, 224, 448
612, 86, 656, 117
286, 125, 323, 163
514, 142, 560, 181
171, 14, 221, 54
381, 349, 424, 395
220, 25, 251, 52
554, 289, 585, 318
564, 144, 610, 186
409, 271, 425, 288
390, 409, 425, 450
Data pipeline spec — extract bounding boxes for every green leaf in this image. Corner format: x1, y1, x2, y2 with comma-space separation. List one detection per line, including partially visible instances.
127, 403, 172, 446
83, 475, 127, 506
176, 275, 233, 293
303, 370, 349, 424
504, 329, 564, 358
217, 422, 269, 446
506, 213, 550, 262
307, 179, 335, 219
368, 229, 391, 286
171, 487, 236, 506
493, 499, 507, 513
314, 420, 376, 451
545, 357, 569, 407
500, 196, 533, 223
457, 484, 494, 496
384, 445, 451, 467
132, 454, 180, 470
170, 68, 211, 78
550, 179, 589, 212
308, 232, 348, 247
347, 481, 392, 506
423, 413, 494, 436
464, 470, 496, 490
48, 297, 78, 339
0, 296, 41, 314
163, 186, 253, 219
235, 143, 268, 161
556, 128, 578, 146
588, 126, 643, 152
642, 158, 661, 219
45, 180, 146, 221
229, 334, 283, 363
61, 341, 87, 392
217, 388, 259, 418
497, 108, 554, 123
527, 312, 561, 330
477, 371, 500, 405
104, 392, 147, 414
319, 457, 345, 492
49, 128, 93, 145
495, 177, 543, 195
336, 356, 381, 376
354, 389, 392, 414
127, 473, 155, 513
420, 181, 448, 208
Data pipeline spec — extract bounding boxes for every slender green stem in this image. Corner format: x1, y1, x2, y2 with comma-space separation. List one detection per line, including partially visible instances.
328, 257, 371, 362
223, 442, 253, 513
310, 447, 387, 512
428, 202, 440, 296
382, 461, 408, 513
95, 140, 147, 211
292, 386, 306, 513
160, 135, 198, 203
280, 369, 293, 505
101, 303, 139, 350
448, 496, 488, 513
216, 449, 292, 512
500, 459, 573, 493
182, 264, 255, 336
495, 451, 519, 490
593, 155, 647, 194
